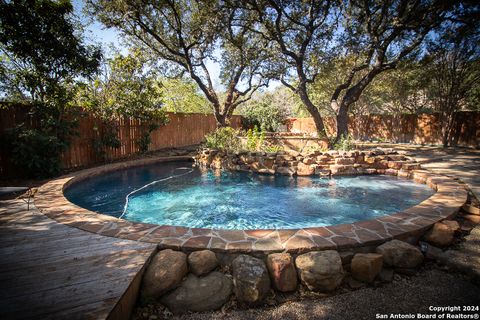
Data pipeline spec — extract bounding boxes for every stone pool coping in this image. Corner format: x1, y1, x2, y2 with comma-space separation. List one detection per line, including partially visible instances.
35, 155, 468, 254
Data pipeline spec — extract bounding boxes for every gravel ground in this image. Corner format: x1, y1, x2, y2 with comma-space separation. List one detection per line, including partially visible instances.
134, 267, 480, 320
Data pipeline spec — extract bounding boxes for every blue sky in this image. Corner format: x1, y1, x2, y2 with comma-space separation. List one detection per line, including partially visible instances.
72, 0, 224, 88
72, 0, 280, 91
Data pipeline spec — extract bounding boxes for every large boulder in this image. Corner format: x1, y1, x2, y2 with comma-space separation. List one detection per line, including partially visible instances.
160, 272, 232, 314
188, 250, 218, 276
423, 222, 455, 247
351, 253, 383, 283
376, 240, 424, 268
266, 253, 298, 292
232, 255, 271, 305
141, 249, 188, 299
295, 250, 344, 292
297, 162, 315, 176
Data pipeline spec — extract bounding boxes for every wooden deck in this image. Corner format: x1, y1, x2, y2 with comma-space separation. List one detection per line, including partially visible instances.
0, 199, 157, 320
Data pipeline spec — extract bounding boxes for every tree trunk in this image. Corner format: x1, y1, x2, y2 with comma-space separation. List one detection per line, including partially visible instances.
335, 104, 349, 141
214, 112, 228, 128
297, 89, 327, 137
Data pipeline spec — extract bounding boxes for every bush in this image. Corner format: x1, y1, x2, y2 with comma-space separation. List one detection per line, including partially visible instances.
1, 125, 68, 178
242, 99, 289, 132
245, 126, 265, 151
333, 135, 356, 151
204, 127, 241, 152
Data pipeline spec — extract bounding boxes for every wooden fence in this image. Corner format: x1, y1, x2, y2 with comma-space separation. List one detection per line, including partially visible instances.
0, 104, 242, 178
286, 112, 480, 148
2, 103, 478, 179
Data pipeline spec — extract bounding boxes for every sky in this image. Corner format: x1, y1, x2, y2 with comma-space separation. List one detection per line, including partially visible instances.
72, 0, 223, 89
71, 0, 281, 91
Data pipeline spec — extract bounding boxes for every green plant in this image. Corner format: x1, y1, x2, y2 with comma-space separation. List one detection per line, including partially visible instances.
263, 145, 282, 153
204, 127, 241, 152
137, 123, 160, 154
333, 135, 356, 151
303, 144, 328, 154
1, 125, 69, 178
246, 126, 265, 151
91, 122, 121, 162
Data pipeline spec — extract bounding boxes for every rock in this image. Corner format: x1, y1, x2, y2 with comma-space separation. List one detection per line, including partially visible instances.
160, 272, 232, 314
423, 222, 455, 247
351, 253, 383, 283
295, 250, 344, 292
232, 255, 271, 305
188, 250, 218, 276
297, 162, 315, 176
266, 253, 297, 292
277, 167, 295, 176
335, 157, 355, 165
339, 251, 354, 265
376, 240, 424, 268
442, 220, 460, 232
463, 214, 480, 224
303, 157, 316, 165
462, 204, 480, 215
378, 268, 394, 283
141, 249, 188, 299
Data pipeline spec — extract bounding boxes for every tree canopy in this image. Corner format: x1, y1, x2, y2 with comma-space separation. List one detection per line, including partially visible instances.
88, 0, 274, 127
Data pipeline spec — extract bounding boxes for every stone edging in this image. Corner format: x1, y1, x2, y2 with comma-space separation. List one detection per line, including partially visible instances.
35, 154, 468, 254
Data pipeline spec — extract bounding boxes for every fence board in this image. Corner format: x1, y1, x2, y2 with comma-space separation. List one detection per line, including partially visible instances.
287, 112, 479, 147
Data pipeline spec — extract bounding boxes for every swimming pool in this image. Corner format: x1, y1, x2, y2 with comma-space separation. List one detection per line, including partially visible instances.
64, 161, 435, 230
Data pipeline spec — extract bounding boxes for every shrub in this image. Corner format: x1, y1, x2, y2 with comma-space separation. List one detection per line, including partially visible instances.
333, 135, 356, 151
1, 125, 68, 178
204, 127, 241, 152
245, 126, 265, 151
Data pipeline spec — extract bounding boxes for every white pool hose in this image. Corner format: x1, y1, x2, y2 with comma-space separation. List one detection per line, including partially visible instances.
119, 167, 194, 219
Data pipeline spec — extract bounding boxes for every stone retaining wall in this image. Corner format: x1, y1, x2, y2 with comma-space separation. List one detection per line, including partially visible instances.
195, 148, 421, 178
139, 237, 443, 314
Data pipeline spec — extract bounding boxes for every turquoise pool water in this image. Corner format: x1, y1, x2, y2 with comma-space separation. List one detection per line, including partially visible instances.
65, 161, 434, 230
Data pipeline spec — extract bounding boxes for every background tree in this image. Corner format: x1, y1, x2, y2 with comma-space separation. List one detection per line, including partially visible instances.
238, 88, 292, 131
245, 0, 336, 137
424, 33, 480, 147
0, 0, 101, 177
158, 78, 211, 114
330, 0, 466, 141
76, 50, 168, 158
89, 0, 273, 127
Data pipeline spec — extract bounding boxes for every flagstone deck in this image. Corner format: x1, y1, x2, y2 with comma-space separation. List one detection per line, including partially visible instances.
0, 199, 156, 320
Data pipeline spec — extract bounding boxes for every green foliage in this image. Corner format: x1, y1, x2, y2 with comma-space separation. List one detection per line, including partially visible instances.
76, 50, 165, 121
137, 123, 160, 154
159, 78, 211, 114
91, 122, 121, 162
88, 0, 273, 126
0, 0, 101, 103
245, 126, 265, 151
76, 50, 168, 158
303, 144, 328, 154
333, 135, 356, 151
204, 127, 241, 152
240, 90, 291, 132
1, 124, 69, 178
0, 0, 101, 178
263, 145, 282, 153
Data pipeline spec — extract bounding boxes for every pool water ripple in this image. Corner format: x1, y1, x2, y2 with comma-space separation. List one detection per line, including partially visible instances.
64, 161, 435, 230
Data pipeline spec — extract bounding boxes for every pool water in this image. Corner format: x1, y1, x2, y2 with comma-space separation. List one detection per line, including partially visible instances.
65, 161, 434, 230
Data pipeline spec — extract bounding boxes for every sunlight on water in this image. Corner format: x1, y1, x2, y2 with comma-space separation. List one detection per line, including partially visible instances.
65, 161, 434, 230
